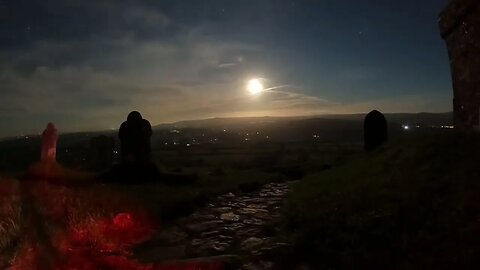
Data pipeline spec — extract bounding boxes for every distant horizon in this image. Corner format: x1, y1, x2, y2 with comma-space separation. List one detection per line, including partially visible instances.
1, 111, 453, 140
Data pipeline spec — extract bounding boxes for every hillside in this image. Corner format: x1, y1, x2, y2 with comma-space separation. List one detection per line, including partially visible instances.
153, 113, 453, 130
283, 133, 480, 269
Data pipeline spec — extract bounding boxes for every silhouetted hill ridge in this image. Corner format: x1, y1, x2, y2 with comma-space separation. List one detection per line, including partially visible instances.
153, 112, 453, 130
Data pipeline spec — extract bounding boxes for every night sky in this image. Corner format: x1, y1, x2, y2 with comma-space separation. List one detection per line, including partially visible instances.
0, 0, 451, 137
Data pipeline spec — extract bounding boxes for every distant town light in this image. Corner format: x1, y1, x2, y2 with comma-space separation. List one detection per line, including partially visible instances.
403, 125, 410, 130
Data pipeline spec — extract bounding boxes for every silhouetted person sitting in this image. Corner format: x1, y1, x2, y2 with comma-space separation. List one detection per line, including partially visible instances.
364, 110, 388, 151
98, 111, 159, 184
119, 111, 152, 164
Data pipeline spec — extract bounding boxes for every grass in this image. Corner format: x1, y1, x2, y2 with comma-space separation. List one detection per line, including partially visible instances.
282, 132, 480, 269
0, 167, 278, 267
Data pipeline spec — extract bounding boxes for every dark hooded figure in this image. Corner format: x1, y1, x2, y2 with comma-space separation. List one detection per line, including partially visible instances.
364, 110, 388, 151
118, 111, 152, 164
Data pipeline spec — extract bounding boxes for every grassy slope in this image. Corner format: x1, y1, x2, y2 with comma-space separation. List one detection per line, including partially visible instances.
0, 168, 276, 267
283, 133, 480, 270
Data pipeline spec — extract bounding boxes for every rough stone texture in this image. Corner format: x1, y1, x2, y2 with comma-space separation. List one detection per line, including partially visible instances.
139, 182, 292, 269
440, 0, 480, 130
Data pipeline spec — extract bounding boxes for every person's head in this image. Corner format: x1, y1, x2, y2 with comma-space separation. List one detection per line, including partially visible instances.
127, 111, 142, 122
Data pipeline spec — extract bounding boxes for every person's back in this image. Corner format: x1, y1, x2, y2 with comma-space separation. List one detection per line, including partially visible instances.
119, 111, 152, 163
140, 118, 152, 161
102, 111, 158, 184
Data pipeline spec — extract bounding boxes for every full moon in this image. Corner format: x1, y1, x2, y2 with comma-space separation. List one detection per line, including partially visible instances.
247, 79, 264, 95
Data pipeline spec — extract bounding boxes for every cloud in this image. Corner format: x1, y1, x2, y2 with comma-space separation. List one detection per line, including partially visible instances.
218, 63, 237, 68
0, 4, 266, 136
39, 0, 171, 39
328, 95, 452, 114
0, 0, 452, 137
174, 87, 337, 118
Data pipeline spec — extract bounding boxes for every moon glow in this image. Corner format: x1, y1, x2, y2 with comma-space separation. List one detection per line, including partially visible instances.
247, 79, 264, 95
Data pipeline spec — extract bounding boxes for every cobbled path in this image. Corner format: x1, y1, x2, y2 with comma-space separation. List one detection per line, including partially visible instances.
142, 182, 292, 269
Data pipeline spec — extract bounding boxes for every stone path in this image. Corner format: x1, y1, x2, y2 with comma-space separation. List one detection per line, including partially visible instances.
139, 182, 292, 269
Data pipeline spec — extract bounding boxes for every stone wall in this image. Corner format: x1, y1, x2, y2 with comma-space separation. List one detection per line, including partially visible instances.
440, 0, 480, 130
